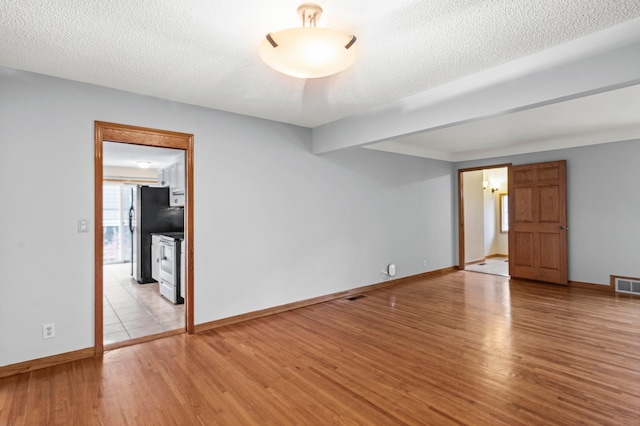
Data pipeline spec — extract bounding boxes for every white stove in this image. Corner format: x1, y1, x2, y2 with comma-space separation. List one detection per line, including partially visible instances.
158, 235, 184, 304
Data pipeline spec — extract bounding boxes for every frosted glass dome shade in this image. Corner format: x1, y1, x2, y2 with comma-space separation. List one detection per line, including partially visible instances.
259, 27, 358, 79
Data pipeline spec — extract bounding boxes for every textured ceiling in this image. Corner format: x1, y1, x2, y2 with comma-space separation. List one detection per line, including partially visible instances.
2, 0, 640, 130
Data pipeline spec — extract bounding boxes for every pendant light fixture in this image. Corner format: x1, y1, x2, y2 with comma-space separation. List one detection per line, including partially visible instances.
259, 3, 358, 79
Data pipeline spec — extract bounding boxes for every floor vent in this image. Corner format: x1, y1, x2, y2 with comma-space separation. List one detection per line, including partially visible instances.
478, 263, 487, 266
614, 277, 640, 295
346, 294, 366, 301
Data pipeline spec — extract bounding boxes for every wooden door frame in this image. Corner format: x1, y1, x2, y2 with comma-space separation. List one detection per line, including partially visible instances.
457, 163, 512, 269
94, 121, 195, 355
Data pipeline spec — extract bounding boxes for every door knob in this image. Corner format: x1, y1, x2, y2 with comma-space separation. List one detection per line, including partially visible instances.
558, 226, 568, 230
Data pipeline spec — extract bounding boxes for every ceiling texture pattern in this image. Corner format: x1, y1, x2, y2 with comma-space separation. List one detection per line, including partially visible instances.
2, 1, 640, 161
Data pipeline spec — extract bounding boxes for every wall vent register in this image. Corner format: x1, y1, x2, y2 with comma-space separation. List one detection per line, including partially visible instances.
614, 277, 640, 295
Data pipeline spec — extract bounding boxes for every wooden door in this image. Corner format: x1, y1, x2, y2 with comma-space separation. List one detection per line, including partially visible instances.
508, 160, 568, 285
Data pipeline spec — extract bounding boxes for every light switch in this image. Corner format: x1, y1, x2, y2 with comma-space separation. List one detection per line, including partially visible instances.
78, 219, 88, 233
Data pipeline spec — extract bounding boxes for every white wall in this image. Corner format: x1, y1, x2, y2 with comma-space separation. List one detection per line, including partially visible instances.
455, 139, 640, 285
463, 170, 484, 262
483, 168, 508, 256
0, 67, 455, 366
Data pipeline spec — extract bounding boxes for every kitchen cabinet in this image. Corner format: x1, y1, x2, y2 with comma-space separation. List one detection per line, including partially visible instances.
175, 159, 185, 192
157, 168, 166, 186
170, 159, 185, 207
157, 157, 185, 207
158, 163, 176, 188
167, 163, 177, 188
151, 235, 161, 281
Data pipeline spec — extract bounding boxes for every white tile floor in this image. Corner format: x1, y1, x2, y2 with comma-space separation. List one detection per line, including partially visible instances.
103, 263, 185, 345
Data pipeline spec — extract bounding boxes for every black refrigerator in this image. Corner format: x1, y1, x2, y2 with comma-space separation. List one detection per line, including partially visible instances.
130, 186, 184, 284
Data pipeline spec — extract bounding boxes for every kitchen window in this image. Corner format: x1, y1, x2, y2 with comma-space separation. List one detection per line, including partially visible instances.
103, 182, 134, 264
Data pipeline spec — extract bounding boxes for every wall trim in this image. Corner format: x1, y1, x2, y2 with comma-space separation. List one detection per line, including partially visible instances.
0, 268, 613, 378
570, 280, 614, 293
195, 267, 456, 333
104, 329, 185, 352
0, 268, 455, 378
0, 348, 94, 379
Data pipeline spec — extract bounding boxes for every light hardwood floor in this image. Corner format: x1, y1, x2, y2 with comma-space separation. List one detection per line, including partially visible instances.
2, 271, 640, 425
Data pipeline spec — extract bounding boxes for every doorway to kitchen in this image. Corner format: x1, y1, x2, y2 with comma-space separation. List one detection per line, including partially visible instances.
458, 164, 510, 277
102, 144, 185, 346
94, 121, 194, 355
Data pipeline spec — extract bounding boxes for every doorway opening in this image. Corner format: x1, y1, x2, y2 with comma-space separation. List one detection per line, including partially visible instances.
94, 122, 194, 355
458, 164, 510, 277
102, 143, 186, 345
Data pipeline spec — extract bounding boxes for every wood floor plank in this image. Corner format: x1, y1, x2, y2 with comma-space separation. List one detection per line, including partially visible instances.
2, 271, 640, 425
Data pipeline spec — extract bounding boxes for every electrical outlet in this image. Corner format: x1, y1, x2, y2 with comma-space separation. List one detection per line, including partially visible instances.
43, 323, 56, 339
423, 260, 428, 268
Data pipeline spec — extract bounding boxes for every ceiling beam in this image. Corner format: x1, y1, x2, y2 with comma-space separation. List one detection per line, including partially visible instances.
311, 17, 640, 156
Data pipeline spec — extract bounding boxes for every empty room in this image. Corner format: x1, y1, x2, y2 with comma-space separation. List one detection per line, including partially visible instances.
2, 2, 640, 424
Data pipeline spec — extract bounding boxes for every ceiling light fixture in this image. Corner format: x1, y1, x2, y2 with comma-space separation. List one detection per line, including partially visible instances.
259, 3, 358, 79
137, 161, 151, 169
